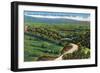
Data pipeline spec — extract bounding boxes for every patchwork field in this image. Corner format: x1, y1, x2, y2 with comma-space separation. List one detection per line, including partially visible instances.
24, 22, 90, 61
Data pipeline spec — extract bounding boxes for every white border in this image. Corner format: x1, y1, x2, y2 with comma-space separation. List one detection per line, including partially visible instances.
18, 5, 96, 68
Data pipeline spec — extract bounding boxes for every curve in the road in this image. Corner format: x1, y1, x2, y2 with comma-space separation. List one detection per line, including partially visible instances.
54, 43, 78, 60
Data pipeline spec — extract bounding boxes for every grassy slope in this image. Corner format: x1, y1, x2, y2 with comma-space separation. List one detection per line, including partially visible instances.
24, 34, 63, 61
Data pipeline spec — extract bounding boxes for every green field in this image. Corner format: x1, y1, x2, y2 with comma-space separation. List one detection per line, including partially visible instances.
24, 22, 90, 61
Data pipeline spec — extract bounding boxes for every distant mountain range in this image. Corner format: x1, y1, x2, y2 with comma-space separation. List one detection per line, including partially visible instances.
24, 15, 89, 24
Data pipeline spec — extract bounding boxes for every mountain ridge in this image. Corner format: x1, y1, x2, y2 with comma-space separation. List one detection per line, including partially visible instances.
24, 15, 89, 24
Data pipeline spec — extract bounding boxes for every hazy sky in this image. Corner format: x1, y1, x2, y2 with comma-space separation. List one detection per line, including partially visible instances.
24, 11, 90, 21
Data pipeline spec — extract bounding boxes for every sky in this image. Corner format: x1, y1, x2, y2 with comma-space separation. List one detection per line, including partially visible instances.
24, 11, 90, 21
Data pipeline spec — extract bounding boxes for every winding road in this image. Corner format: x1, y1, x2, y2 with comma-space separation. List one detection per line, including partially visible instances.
54, 43, 78, 60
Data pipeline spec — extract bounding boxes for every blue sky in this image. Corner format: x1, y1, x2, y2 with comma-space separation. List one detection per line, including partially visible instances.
24, 11, 90, 21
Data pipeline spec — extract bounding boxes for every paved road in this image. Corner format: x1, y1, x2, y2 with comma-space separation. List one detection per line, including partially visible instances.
54, 43, 78, 60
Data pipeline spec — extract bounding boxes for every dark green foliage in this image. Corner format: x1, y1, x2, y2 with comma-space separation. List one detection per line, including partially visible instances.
24, 22, 90, 61
67, 31, 90, 48
62, 46, 90, 59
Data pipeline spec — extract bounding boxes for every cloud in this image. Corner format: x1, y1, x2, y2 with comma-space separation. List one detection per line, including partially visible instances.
25, 14, 90, 21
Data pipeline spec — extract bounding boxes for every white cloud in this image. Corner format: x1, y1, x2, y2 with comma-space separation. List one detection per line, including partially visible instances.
25, 14, 90, 21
